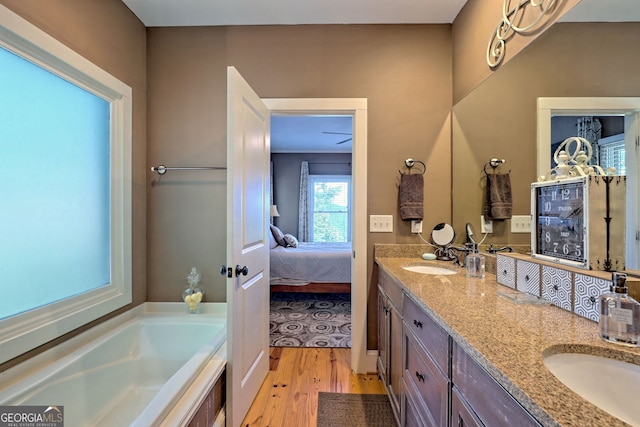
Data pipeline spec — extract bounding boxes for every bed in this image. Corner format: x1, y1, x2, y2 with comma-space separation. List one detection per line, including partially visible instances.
270, 241, 352, 293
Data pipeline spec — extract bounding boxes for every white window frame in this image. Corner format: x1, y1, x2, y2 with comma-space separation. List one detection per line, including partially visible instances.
0, 5, 133, 364
308, 175, 352, 242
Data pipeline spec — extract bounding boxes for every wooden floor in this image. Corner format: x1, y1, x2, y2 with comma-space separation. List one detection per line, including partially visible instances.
241, 347, 385, 427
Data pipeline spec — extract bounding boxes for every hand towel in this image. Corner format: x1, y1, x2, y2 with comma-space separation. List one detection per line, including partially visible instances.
484, 173, 512, 220
399, 173, 424, 220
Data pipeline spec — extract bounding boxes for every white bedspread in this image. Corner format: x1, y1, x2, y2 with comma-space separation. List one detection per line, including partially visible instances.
270, 242, 352, 285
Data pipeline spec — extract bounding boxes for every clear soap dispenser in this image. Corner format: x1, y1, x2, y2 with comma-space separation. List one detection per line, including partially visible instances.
599, 272, 640, 347
466, 243, 485, 278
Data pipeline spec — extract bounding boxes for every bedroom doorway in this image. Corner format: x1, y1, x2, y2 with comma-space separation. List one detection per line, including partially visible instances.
269, 115, 353, 348
263, 98, 372, 374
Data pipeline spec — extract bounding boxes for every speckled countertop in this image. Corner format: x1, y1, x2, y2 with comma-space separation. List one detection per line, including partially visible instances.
375, 249, 640, 427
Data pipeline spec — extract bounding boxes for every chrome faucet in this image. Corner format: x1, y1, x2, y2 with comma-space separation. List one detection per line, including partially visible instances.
487, 244, 514, 254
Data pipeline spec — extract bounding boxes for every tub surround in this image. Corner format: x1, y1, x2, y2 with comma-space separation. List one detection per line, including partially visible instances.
0, 303, 227, 427
375, 249, 640, 426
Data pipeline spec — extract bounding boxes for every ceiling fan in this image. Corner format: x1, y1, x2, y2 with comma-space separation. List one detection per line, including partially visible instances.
322, 131, 352, 144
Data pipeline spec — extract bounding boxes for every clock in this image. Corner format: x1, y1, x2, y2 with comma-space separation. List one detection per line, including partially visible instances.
531, 175, 626, 271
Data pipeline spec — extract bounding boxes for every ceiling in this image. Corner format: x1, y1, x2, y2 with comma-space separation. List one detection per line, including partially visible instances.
271, 115, 353, 153
121, 0, 468, 27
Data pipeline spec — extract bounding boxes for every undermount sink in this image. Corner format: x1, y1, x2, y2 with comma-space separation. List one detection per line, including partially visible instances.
543, 352, 640, 425
402, 265, 456, 275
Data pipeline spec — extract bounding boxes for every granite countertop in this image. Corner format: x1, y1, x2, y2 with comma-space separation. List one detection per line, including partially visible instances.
375, 254, 640, 427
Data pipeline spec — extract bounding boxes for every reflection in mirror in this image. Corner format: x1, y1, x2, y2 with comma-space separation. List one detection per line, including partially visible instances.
465, 223, 476, 244
452, 15, 640, 270
431, 222, 456, 261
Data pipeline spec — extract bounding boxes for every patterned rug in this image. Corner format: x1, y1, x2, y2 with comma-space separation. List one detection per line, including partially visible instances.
269, 292, 351, 348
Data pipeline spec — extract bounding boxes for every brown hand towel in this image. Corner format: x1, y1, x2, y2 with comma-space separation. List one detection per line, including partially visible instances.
484, 173, 512, 220
399, 173, 424, 220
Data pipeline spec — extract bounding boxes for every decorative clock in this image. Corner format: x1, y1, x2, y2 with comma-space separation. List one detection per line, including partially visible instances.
531, 175, 626, 271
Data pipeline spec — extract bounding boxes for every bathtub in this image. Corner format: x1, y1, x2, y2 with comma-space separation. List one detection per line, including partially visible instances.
0, 302, 227, 427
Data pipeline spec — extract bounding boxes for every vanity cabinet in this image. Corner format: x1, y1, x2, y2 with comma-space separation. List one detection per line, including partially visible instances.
402, 314, 449, 426
378, 269, 404, 425
452, 342, 542, 427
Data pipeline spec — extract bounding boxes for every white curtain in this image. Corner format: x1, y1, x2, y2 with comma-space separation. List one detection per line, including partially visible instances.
270, 161, 274, 225
298, 161, 310, 242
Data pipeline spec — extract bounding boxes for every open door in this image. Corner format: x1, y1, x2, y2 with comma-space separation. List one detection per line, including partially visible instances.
226, 66, 270, 427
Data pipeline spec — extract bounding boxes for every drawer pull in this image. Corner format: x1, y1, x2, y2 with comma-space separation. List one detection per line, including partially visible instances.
415, 371, 425, 382
413, 319, 423, 329
589, 296, 597, 304
552, 284, 559, 291
525, 274, 530, 282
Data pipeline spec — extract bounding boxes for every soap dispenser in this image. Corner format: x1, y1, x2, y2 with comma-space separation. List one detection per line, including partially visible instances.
599, 272, 640, 347
466, 243, 485, 278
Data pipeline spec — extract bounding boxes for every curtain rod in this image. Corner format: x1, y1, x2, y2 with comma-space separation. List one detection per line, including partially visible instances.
308, 162, 352, 165
150, 165, 226, 175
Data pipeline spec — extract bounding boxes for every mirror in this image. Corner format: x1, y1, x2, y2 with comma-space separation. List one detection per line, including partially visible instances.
451, 1, 640, 268
431, 222, 456, 260
465, 223, 476, 244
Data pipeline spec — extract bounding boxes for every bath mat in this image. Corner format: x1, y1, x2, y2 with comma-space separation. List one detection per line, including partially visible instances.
316, 393, 395, 427
270, 292, 351, 348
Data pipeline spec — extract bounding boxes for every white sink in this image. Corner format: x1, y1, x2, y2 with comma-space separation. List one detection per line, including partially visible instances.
402, 265, 456, 275
543, 352, 640, 425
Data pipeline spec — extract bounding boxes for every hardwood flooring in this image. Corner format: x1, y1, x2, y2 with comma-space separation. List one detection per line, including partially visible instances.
242, 347, 385, 427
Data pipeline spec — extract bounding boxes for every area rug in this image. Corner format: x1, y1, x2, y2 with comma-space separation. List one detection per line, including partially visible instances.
270, 292, 351, 347
317, 393, 396, 427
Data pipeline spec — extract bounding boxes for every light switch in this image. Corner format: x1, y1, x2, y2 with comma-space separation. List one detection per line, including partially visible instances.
370, 215, 393, 232
511, 215, 532, 233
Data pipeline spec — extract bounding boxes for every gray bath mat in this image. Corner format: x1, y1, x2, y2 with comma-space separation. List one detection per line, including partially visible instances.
316, 392, 396, 427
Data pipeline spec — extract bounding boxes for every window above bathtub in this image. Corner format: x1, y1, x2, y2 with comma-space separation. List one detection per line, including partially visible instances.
0, 5, 132, 365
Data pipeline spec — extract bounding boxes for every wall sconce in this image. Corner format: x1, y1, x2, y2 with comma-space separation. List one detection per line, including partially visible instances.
270, 205, 280, 217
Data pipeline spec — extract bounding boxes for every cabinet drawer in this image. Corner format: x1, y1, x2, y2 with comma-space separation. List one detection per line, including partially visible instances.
403, 379, 429, 427
496, 255, 516, 289
404, 327, 448, 427
541, 265, 573, 311
403, 295, 449, 375
379, 268, 403, 309
574, 273, 611, 322
452, 343, 541, 427
516, 259, 540, 296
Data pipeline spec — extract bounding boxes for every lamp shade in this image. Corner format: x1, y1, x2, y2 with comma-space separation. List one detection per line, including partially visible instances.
270, 205, 280, 217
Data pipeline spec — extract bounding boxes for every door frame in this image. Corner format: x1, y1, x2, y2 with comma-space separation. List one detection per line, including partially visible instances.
264, 98, 374, 373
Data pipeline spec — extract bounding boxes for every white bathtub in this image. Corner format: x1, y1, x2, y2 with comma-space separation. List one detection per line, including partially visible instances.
0, 302, 227, 427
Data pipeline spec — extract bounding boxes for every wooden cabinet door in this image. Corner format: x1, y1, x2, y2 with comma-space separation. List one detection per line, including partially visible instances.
452, 387, 484, 427
377, 287, 389, 381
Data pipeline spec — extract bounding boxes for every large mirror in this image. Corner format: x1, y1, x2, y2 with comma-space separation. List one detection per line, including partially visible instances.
451, 0, 640, 269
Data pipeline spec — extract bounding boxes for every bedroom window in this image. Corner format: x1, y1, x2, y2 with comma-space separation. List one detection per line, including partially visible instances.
308, 175, 352, 242
0, 5, 132, 364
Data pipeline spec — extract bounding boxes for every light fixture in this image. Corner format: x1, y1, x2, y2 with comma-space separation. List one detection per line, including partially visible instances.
270, 205, 280, 217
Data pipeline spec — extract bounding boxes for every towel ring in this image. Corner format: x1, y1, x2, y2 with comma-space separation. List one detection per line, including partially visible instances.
400, 158, 426, 175
484, 158, 510, 175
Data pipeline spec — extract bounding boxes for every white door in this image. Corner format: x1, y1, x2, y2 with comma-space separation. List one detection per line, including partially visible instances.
226, 66, 270, 427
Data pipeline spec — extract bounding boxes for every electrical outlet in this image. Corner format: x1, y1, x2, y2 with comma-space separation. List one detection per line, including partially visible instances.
511, 215, 532, 233
411, 220, 423, 233
480, 215, 493, 233
370, 215, 393, 232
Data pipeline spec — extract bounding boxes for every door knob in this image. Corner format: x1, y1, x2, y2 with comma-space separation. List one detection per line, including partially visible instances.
235, 265, 249, 276
220, 266, 232, 278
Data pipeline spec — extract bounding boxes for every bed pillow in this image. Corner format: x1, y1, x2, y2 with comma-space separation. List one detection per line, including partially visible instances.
270, 224, 287, 247
268, 227, 278, 248
283, 234, 298, 248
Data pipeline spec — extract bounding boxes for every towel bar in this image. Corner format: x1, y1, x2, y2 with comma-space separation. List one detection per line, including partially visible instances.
400, 158, 426, 175
150, 165, 227, 175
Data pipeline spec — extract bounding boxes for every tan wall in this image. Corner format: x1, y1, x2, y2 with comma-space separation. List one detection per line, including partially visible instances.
0, 0, 147, 369
147, 25, 453, 348
452, 0, 581, 103
452, 22, 640, 245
